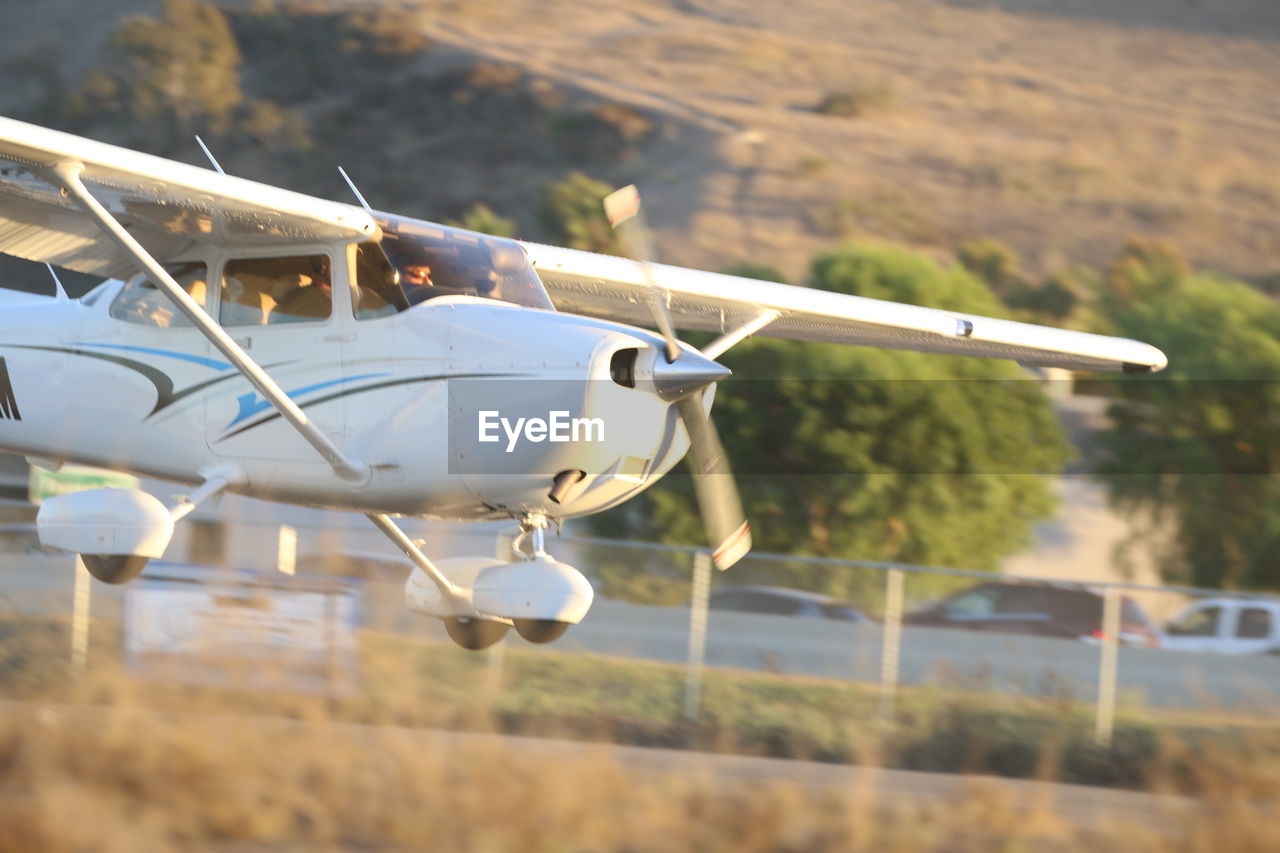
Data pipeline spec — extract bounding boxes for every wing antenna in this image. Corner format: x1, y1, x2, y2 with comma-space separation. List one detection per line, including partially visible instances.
44, 264, 68, 301
337, 166, 374, 214
193, 135, 225, 174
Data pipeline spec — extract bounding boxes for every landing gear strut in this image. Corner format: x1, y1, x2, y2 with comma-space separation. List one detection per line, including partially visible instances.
507, 515, 575, 644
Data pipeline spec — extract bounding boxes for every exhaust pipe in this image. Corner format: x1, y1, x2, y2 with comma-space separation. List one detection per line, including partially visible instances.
548, 469, 586, 504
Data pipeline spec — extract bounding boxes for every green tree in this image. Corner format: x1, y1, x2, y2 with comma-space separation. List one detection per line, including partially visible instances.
588, 245, 1072, 600
1101, 237, 1188, 309
538, 172, 621, 254
1097, 265, 1280, 589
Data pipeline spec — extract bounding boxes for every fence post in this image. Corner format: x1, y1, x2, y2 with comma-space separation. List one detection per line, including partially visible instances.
683, 550, 713, 722
277, 524, 297, 575
878, 567, 904, 721
1095, 585, 1121, 747
71, 556, 90, 673
485, 532, 514, 694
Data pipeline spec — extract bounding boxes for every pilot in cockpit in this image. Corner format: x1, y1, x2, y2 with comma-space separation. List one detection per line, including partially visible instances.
402, 264, 435, 305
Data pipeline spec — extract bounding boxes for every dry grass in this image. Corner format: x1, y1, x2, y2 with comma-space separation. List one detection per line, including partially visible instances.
2, 617, 1280, 849
394, 0, 1280, 280
1, 680, 1278, 850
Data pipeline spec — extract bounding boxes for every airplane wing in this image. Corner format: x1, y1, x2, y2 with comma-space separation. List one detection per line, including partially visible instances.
0, 116, 376, 278
522, 242, 1167, 373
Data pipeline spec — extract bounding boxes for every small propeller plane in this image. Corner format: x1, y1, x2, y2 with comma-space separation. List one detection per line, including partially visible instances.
0, 116, 1166, 648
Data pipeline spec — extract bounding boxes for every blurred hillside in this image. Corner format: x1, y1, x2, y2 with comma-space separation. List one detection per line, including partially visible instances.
1, 0, 1277, 286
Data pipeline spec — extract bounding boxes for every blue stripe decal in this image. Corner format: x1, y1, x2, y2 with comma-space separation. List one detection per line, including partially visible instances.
228, 373, 388, 427
68, 342, 232, 371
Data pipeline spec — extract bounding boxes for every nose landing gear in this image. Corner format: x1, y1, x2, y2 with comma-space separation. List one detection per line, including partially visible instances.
376, 512, 593, 651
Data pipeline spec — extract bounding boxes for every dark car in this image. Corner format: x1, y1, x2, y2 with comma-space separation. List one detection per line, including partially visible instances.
904, 581, 1159, 647
708, 585, 867, 622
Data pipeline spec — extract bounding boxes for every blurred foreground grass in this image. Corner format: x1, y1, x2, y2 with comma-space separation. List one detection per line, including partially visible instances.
1, 617, 1279, 850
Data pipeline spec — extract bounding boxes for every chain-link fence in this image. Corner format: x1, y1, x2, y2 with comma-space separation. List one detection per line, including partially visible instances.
4, 510, 1280, 744
536, 536, 1280, 740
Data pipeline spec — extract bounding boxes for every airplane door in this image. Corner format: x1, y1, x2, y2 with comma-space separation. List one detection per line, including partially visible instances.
204, 252, 348, 467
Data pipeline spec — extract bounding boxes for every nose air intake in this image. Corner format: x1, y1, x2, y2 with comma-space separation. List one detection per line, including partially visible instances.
650, 350, 732, 402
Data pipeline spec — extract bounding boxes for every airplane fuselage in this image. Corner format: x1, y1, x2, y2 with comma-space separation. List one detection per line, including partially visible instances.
0, 281, 688, 522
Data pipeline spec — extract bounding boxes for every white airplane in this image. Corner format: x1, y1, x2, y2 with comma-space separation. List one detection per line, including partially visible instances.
0, 116, 1166, 648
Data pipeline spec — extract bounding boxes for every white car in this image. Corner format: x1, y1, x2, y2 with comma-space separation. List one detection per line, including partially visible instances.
1161, 598, 1280, 654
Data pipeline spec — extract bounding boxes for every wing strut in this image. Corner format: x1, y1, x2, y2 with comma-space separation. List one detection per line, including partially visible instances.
702, 309, 781, 360
46, 161, 370, 485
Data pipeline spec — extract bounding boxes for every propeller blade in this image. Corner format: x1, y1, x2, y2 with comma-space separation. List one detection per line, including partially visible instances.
605, 184, 751, 568
604, 185, 681, 363
676, 395, 752, 570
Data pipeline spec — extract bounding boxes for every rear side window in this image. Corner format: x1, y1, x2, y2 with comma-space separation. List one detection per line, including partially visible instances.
1236, 608, 1272, 639
109, 262, 208, 327
1166, 605, 1222, 637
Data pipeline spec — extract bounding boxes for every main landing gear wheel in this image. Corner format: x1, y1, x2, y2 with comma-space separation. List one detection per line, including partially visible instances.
443, 617, 509, 650
81, 554, 149, 584
513, 619, 570, 644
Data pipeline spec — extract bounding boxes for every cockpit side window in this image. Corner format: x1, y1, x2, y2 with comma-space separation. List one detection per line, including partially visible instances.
358, 216, 554, 318
352, 241, 409, 319
220, 255, 332, 326
108, 262, 208, 327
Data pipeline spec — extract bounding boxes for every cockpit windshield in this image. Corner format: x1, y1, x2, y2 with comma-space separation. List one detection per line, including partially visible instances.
352, 215, 554, 319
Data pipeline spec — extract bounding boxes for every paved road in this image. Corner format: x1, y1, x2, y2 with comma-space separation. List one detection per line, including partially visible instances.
4, 554, 1280, 712
558, 599, 1280, 710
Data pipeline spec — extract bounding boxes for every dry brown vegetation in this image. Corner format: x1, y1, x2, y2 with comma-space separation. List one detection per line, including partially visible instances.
3, 0, 1277, 285
2, 616, 1280, 849
361, 0, 1280, 280
1, 668, 1279, 851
